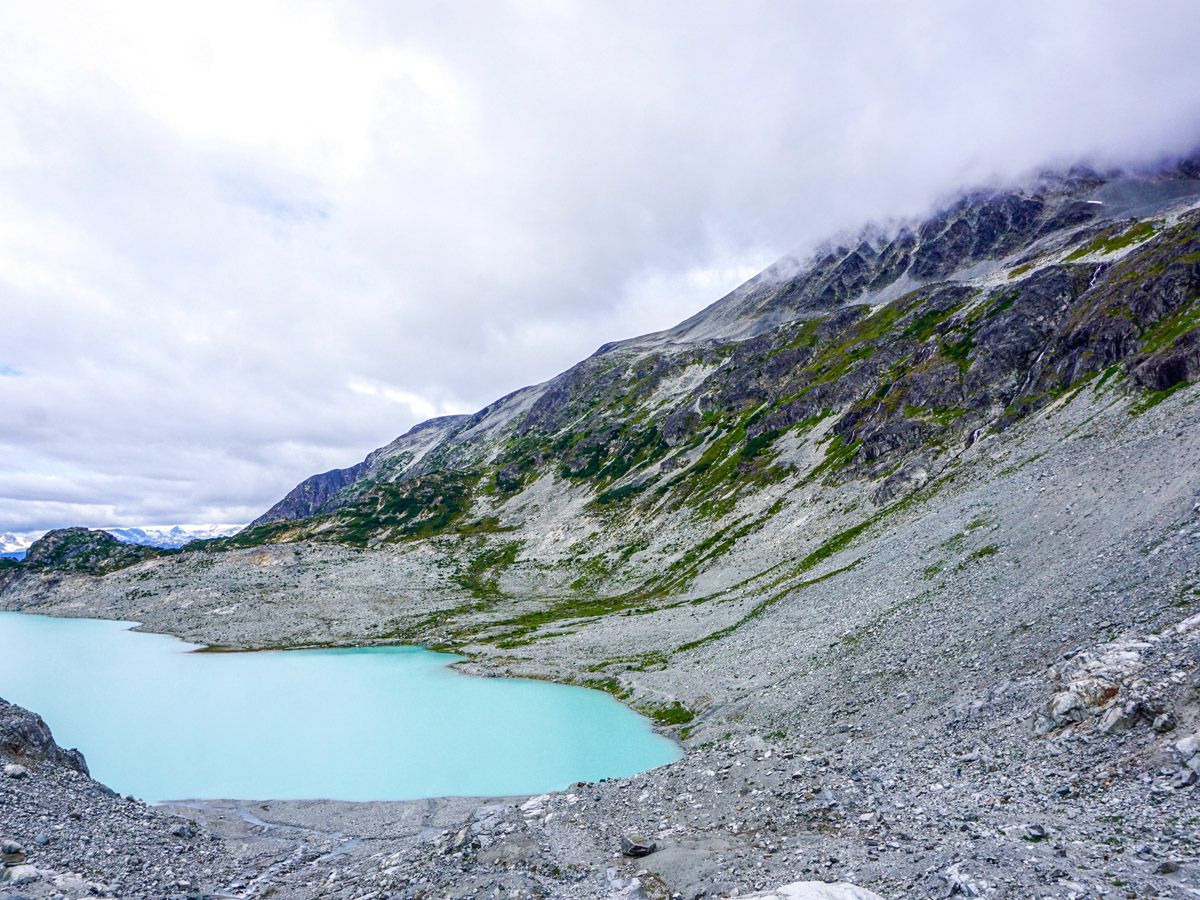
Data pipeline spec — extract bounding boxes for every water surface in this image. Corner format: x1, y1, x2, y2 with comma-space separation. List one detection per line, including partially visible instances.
0, 611, 679, 802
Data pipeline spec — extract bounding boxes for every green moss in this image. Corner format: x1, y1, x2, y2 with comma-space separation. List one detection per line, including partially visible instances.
808, 434, 862, 481
674, 559, 861, 655
584, 677, 633, 700
939, 334, 975, 371
1007, 262, 1033, 279
595, 480, 651, 505
1129, 380, 1192, 416
456, 516, 517, 535
1065, 221, 1158, 261
740, 427, 781, 461
1138, 297, 1200, 354
455, 540, 523, 598
1094, 364, 1123, 392
638, 700, 695, 725
906, 404, 966, 425
901, 303, 963, 341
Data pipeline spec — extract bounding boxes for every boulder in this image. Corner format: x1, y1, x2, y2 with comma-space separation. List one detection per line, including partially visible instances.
1174, 733, 1200, 762
1153, 713, 1177, 733
0, 863, 40, 886
619, 834, 657, 857
170, 821, 199, 840
1097, 702, 1138, 734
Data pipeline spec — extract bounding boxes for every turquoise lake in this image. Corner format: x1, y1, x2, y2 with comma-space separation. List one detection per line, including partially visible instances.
0, 611, 680, 802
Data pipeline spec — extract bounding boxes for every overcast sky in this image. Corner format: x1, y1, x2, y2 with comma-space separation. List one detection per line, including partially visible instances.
1, 1, 1198, 535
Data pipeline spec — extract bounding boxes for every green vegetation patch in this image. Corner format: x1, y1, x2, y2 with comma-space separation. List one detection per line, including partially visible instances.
1129, 380, 1192, 416
1138, 297, 1200, 354
1065, 221, 1158, 262
456, 540, 524, 599
638, 700, 695, 726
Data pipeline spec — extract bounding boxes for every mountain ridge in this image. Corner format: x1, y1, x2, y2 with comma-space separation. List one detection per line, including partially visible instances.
242, 159, 1200, 550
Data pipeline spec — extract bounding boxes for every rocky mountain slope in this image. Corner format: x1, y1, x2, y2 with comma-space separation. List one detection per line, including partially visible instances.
236, 161, 1200, 573
3, 157, 1200, 898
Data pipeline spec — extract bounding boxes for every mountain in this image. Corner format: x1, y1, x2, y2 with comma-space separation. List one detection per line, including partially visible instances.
5, 157, 1200, 898
17, 527, 164, 575
241, 160, 1200, 557
104, 524, 244, 549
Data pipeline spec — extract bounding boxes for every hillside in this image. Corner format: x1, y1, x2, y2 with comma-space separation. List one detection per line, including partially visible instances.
3, 159, 1200, 898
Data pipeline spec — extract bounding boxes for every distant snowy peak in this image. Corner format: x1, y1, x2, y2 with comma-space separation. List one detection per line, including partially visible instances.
104, 524, 244, 549
0, 532, 34, 554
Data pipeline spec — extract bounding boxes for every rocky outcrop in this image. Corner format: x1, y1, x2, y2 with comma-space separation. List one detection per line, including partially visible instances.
251, 459, 370, 525
251, 414, 471, 526
19, 528, 161, 576
0, 697, 88, 774
0, 698, 240, 897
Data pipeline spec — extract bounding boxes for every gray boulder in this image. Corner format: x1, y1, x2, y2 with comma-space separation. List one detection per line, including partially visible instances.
619, 834, 657, 857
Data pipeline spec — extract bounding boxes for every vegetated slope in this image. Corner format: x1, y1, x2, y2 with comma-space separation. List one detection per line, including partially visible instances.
11, 164, 1200, 605
246, 163, 1200, 545
217, 164, 1200, 572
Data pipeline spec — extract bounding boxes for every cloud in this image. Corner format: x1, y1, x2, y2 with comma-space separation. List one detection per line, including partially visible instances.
0, 0, 1198, 531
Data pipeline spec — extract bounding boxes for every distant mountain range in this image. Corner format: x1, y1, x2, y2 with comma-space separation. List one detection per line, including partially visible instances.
0, 524, 243, 558
103, 525, 244, 549
0, 533, 30, 560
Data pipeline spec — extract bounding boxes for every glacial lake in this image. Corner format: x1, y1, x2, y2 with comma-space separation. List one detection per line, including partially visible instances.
0, 611, 680, 802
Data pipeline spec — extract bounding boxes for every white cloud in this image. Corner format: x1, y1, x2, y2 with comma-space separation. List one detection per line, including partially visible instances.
0, 0, 1197, 531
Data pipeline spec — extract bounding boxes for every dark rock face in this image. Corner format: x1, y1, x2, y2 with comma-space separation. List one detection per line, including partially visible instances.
0, 697, 88, 775
250, 414, 471, 526
251, 460, 369, 526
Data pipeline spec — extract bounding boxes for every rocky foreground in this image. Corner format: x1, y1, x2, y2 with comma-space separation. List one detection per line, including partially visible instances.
2, 601, 1200, 900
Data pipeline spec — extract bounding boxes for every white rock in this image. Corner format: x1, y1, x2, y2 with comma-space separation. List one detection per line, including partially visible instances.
0, 863, 42, 885
739, 882, 885, 900
1175, 610, 1200, 636
1174, 734, 1200, 761
2, 764, 29, 779
53, 872, 97, 893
